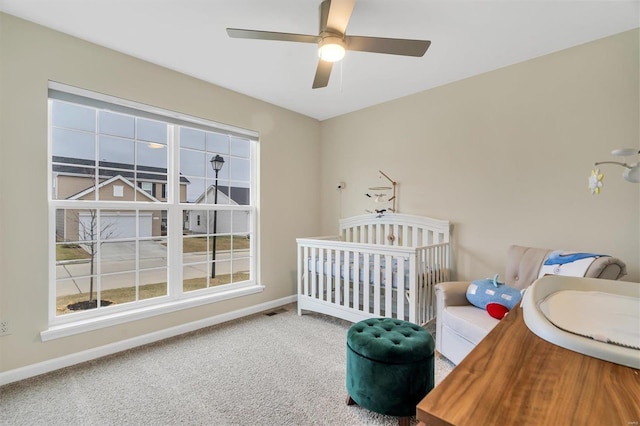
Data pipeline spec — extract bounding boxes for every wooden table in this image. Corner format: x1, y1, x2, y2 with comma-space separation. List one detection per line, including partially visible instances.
416, 305, 640, 425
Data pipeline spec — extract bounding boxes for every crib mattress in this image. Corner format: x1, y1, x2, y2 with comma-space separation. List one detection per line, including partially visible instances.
306, 254, 441, 289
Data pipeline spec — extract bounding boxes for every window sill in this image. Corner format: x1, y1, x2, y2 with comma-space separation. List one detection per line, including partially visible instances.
41, 284, 264, 341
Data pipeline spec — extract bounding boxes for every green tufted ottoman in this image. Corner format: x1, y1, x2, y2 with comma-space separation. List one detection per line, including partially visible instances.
346, 318, 435, 424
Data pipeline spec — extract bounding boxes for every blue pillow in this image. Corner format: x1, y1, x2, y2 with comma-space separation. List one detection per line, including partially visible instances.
466, 274, 522, 311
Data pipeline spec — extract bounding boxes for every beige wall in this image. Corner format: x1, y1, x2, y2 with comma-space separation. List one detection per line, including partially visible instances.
320, 29, 639, 283
1, 11, 638, 376
0, 13, 321, 372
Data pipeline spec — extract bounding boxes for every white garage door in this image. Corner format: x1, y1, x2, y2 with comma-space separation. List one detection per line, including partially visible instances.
78, 212, 152, 240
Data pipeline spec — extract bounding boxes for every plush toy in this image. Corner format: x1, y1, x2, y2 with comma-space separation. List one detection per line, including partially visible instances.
466, 274, 522, 319
486, 303, 510, 320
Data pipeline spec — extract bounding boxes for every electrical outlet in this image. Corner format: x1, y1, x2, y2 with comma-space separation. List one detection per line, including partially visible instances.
0, 320, 9, 336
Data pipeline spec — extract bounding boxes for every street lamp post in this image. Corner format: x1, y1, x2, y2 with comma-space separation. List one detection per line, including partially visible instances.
210, 155, 225, 279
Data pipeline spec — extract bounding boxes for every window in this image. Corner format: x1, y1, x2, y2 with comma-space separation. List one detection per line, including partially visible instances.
48, 82, 259, 334
139, 182, 154, 197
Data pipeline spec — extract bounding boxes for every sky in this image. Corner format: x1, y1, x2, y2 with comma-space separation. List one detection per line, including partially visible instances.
51, 100, 251, 202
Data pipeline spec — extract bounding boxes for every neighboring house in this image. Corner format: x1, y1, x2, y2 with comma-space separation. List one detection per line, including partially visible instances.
53, 156, 190, 240
62, 175, 160, 241
188, 185, 250, 235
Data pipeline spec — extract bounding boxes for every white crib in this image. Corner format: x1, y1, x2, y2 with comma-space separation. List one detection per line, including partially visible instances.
297, 213, 451, 325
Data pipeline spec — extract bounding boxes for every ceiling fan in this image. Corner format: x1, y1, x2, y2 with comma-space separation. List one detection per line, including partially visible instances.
227, 0, 431, 89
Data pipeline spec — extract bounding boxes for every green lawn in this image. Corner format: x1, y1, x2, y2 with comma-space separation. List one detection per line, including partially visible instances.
56, 244, 91, 261
182, 236, 250, 253
56, 236, 250, 262
56, 272, 250, 315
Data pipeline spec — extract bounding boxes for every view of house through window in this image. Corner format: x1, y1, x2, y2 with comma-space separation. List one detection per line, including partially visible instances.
49, 86, 257, 321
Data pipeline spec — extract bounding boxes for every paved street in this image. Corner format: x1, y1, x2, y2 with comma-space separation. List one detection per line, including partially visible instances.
56, 241, 249, 296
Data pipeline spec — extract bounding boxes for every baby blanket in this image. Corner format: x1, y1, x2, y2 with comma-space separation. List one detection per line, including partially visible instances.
538, 251, 607, 278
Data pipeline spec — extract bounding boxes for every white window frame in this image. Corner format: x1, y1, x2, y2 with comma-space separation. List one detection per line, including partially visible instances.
44, 82, 262, 341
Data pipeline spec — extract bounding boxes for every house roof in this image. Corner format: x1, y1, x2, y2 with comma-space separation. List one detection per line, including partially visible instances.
52, 156, 190, 183
67, 174, 160, 202
219, 186, 250, 206
192, 185, 250, 206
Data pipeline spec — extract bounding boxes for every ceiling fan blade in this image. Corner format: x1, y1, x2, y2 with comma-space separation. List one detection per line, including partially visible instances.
346, 35, 431, 57
312, 60, 333, 89
227, 28, 319, 44
325, 0, 356, 33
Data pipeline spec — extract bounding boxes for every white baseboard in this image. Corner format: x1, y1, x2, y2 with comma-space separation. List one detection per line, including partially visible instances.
0, 295, 297, 386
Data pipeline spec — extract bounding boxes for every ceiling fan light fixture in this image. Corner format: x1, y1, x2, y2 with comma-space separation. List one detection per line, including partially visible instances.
318, 35, 346, 62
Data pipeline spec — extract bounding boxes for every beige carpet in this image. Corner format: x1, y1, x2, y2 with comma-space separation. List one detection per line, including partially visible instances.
0, 304, 454, 426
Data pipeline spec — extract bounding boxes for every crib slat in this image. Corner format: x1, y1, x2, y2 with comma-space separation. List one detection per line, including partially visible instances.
417, 248, 424, 324
363, 253, 370, 314
384, 255, 393, 316
335, 248, 341, 305
327, 249, 333, 302
302, 246, 309, 296
412, 227, 419, 248
419, 247, 426, 323
373, 254, 381, 316
445, 243, 451, 280
431, 248, 436, 321
427, 248, 432, 322
311, 247, 317, 299
408, 253, 417, 324
392, 224, 396, 245
343, 250, 350, 308
353, 251, 360, 311
318, 248, 324, 300
297, 245, 303, 317
397, 257, 405, 320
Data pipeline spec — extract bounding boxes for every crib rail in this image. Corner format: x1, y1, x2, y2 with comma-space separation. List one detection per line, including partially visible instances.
340, 213, 450, 247
416, 242, 450, 323
297, 236, 450, 324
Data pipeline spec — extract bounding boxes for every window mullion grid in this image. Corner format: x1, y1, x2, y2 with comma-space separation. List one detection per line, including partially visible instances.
134, 118, 139, 202
135, 210, 140, 302
168, 125, 182, 297
229, 217, 233, 284
94, 108, 99, 201
131, 120, 138, 301
96, 208, 102, 308
94, 112, 101, 305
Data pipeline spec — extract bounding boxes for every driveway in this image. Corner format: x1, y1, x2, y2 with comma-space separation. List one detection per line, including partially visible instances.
56, 241, 249, 296
99, 240, 167, 261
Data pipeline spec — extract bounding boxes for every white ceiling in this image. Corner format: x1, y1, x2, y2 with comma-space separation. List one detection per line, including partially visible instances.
1, 0, 638, 121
